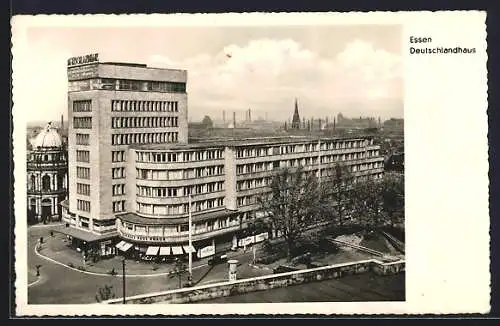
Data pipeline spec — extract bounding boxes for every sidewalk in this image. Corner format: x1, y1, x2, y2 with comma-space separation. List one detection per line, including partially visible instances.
39, 232, 207, 276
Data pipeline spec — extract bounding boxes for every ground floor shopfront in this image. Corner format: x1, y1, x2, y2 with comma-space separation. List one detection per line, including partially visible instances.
52, 216, 281, 263
51, 224, 118, 262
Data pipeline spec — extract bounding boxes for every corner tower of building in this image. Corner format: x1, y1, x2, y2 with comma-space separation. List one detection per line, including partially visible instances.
65, 53, 188, 234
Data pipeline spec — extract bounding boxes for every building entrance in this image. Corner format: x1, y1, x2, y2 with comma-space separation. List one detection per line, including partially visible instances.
41, 199, 52, 223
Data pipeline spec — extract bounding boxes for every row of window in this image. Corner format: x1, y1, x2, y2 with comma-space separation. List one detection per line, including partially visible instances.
237, 177, 272, 191
237, 195, 259, 207
77, 183, 91, 196
136, 165, 224, 181
68, 79, 186, 94
74, 117, 92, 129
77, 167, 90, 179
112, 151, 126, 162
76, 150, 90, 163
112, 167, 126, 179
119, 216, 239, 238
28, 153, 67, 163
235, 155, 382, 176
136, 149, 224, 163
76, 133, 90, 145
111, 132, 179, 145
111, 116, 179, 129
136, 197, 225, 215
136, 181, 224, 198
235, 139, 375, 159
77, 199, 91, 212
113, 200, 126, 213
112, 184, 126, 196
73, 100, 92, 112
111, 100, 179, 112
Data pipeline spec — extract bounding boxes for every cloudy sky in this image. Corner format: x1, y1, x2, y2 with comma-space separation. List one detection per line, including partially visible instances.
20, 25, 403, 123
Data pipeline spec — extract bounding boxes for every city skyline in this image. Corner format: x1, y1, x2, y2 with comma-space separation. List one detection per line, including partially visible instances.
21, 25, 403, 123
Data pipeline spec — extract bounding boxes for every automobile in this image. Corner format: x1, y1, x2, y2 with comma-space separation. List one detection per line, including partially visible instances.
208, 254, 228, 266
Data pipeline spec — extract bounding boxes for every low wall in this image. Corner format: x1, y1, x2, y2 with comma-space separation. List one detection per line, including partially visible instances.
105, 258, 405, 304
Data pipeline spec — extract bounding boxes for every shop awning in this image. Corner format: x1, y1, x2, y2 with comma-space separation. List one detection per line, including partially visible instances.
145, 246, 160, 256
115, 241, 126, 250
171, 246, 183, 255
121, 242, 134, 252
159, 247, 171, 256
183, 245, 196, 254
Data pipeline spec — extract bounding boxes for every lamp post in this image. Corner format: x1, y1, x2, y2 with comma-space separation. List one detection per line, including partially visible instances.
188, 194, 193, 284
122, 258, 126, 304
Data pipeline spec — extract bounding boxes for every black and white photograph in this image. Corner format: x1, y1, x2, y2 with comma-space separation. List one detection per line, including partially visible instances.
12, 12, 488, 316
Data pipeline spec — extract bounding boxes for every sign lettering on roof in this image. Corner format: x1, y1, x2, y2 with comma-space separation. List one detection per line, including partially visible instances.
67, 53, 99, 67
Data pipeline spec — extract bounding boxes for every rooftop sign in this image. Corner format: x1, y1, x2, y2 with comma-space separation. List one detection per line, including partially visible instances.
67, 53, 99, 67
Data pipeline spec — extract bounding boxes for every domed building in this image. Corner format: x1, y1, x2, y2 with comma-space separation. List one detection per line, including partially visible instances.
27, 122, 68, 224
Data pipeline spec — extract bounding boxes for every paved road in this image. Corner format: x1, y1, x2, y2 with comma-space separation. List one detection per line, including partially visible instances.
27, 227, 262, 304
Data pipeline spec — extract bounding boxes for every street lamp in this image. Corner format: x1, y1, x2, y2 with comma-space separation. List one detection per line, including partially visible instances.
122, 258, 126, 304
188, 194, 193, 285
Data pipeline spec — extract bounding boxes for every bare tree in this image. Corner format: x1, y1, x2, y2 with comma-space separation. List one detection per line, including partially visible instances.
321, 164, 355, 227
170, 257, 189, 289
352, 176, 385, 230
258, 166, 324, 261
95, 284, 116, 303
381, 173, 405, 226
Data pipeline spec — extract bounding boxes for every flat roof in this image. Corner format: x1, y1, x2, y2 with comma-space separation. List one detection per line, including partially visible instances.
131, 135, 374, 151
51, 225, 118, 242
116, 209, 239, 226
98, 62, 187, 72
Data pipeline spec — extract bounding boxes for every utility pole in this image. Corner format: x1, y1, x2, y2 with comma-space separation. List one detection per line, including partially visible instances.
122, 258, 126, 304
188, 194, 193, 284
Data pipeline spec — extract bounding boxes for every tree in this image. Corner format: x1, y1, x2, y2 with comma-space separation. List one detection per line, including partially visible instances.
352, 176, 385, 230
170, 257, 189, 289
321, 164, 355, 227
258, 166, 325, 261
95, 284, 116, 303
381, 173, 405, 226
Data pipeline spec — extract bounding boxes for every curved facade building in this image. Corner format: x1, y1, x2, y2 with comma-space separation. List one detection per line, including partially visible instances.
27, 123, 68, 223
61, 56, 385, 258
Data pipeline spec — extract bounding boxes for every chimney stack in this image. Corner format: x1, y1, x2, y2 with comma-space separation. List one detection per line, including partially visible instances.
248, 108, 252, 122
223, 110, 226, 123
61, 114, 64, 131
233, 111, 236, 127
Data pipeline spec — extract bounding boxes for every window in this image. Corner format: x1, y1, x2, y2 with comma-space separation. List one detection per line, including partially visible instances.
77, 183, 91, 196
73, 117, 92, 129
76, 133, 90, 145
148, 81, 186, 93
112, 167, 125, 179
112, 151, 126, 162
73, 100, 92, 112
77, 200, 91, 212
76, 167, 90, 179
76, 150, 90, 163
113, 200, 126, 213
42, 175, 51, 191
112, 184, 125, 196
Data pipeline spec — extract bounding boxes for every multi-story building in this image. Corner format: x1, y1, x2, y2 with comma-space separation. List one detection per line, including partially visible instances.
59, 55, 384, 259
27, 123, 68, 224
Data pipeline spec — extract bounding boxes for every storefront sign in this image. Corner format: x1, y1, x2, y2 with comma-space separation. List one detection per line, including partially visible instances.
67, 53, 99, 67
238, 236, 254, 247
254, 232, 269, 243
67, 64, 99, 81
197, 245, 215, 259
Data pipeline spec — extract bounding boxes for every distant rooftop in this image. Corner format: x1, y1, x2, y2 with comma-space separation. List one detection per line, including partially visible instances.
100, 62, 148, 68
131, 135, 374, 151
98, 61, 187, 72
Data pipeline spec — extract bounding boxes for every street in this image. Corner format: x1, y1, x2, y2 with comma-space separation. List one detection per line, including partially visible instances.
27, 226, 268, 304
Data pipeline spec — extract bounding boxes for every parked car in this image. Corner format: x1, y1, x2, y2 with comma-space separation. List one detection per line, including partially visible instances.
208, 254, 228, 266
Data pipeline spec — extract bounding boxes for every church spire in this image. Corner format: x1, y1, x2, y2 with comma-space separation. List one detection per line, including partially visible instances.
292, 98, 301, 129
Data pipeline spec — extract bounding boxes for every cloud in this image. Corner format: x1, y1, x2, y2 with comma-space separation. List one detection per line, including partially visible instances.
148, 38, 402, 121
